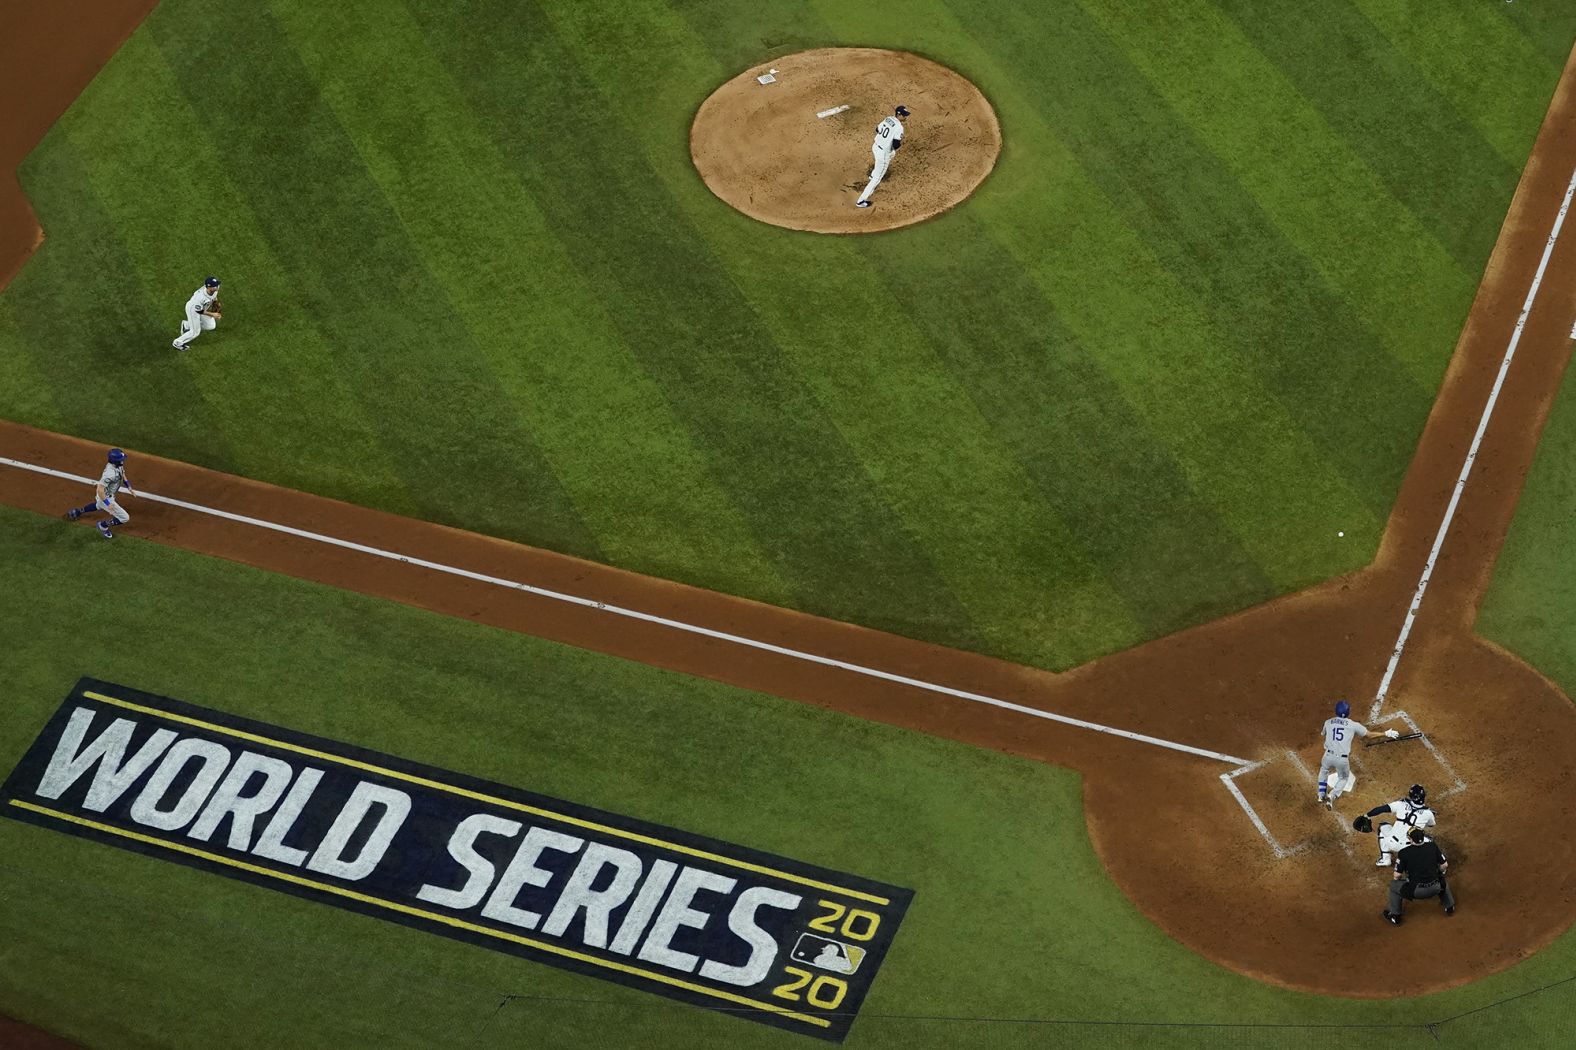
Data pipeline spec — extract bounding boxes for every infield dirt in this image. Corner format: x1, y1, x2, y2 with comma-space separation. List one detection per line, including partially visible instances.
4, 5, 1576, 1030
690, 48, 1001, 233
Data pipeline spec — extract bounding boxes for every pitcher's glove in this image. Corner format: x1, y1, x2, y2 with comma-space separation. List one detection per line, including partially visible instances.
1352, 815, 1374, 834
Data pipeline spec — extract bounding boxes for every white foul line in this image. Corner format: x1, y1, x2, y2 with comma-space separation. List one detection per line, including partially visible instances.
1371, 165, 1576, 721
1, 455, 1250, 766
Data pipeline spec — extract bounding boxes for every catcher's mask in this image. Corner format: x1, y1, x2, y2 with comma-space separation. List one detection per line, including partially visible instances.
1408, 784, 1427, 806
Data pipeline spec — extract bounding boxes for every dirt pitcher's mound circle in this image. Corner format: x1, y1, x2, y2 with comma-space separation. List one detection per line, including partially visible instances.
691, 48, 1001, 234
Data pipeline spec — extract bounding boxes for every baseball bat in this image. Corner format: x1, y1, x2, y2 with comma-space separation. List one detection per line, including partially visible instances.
1364, 731, 1424, 748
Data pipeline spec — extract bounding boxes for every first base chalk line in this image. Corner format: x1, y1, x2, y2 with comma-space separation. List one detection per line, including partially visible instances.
1, 455, 1249, 766
1370, 163, 1576, 721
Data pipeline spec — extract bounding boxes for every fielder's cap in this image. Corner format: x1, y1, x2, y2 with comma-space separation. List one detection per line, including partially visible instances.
204, 275, 221, 288
895, 105, 911, 117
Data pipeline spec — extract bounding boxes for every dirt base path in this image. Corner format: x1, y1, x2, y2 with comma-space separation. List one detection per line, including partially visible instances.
5, 2, 1576, 1013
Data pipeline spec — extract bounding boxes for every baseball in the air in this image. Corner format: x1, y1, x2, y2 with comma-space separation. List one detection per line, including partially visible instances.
1338, 531, 1345, 537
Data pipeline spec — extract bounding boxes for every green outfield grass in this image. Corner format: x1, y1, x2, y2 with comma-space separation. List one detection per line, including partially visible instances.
1, 508, 1576, 1048
1, 0, 1571, 672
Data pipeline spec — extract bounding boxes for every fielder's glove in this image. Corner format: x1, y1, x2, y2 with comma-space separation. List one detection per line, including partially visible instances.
1352, 815, 1374, 834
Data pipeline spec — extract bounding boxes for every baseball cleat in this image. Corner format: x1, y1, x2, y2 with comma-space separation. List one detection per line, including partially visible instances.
1375, 853, 1391, 866
67, 508, 81, 521
1444, 906, 1455, 916
97, 522, 114, 540
172, 340, 186, 351
856, 201, 872, 208
1383, 911, 1401, 926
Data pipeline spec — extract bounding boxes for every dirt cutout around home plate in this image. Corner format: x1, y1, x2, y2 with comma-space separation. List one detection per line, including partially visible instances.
691, 48, 1001, 233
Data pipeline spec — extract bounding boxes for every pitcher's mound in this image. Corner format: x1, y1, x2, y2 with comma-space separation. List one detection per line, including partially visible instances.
691, 48, 1001, 234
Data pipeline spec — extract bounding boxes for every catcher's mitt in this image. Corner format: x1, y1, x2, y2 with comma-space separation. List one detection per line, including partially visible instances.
1352, 815, 1373, 834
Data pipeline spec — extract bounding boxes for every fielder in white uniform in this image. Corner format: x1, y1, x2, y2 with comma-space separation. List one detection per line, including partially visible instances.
855, 105, 910, 208
65, 447, 135, 540
1317, 699, 1398, 807
1364, 785, 1438, 867
172, 275, 223, 351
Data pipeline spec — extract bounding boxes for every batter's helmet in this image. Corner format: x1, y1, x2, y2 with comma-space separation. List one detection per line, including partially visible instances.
204, 275, 222, 290
1408, 784, 1427, 806
1334, 699, 1351, 718
895, 105, 911, 117
107, 448, 126, 466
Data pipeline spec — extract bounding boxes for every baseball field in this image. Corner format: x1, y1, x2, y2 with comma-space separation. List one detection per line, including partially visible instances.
4, 1, 1576, 1047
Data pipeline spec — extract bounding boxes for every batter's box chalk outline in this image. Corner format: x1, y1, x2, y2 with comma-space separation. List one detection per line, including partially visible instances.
1378, 710, 1467, 800
1220, 711, 1464, 861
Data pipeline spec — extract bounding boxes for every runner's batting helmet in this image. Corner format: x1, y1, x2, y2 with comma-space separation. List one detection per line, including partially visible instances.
1334, 700, 1351, 718
107, 448, 126, 466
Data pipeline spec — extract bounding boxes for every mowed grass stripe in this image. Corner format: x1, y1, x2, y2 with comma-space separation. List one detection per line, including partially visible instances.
964, 0, 1430, 519
1350, 0, 1561, 168
1498, 1, 1576, 75
0, 300, 65, 430
856, 216, 1280, 650
1085, 0, 1477, 386
50, 28, 407, 499
858, 0, 1381, 585
1212, 0, 1516, 277
414, 0, 980, 644
4, 136, 239, 472
544, 0, 1143, 666
146, 4, 601, 556
267, 1, 788, 596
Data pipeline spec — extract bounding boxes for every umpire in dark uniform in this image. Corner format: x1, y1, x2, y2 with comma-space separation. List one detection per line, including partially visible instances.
1384, 827, 1456, 925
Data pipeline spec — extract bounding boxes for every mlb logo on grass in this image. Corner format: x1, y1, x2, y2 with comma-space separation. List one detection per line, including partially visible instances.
793, 932, 867, 974
1, 678, 913, 1042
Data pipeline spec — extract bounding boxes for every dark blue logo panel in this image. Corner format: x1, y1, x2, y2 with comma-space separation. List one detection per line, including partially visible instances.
0, 679, 913, 1042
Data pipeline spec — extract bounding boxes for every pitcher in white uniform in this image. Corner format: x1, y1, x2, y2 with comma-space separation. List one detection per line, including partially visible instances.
172, 275, 223, 351
1317, 699, 1398, 807
855, 105, 910, 208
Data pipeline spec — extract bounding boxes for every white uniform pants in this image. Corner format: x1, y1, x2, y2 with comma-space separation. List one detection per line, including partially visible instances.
1378, 822, 1414, 855
856, 143, 895, 205
97, 497, 130, 525
175, 308, 217, 348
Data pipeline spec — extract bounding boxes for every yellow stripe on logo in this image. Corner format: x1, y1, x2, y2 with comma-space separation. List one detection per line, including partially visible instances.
82, 689, 888, 906
8, 799, 830, 1030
